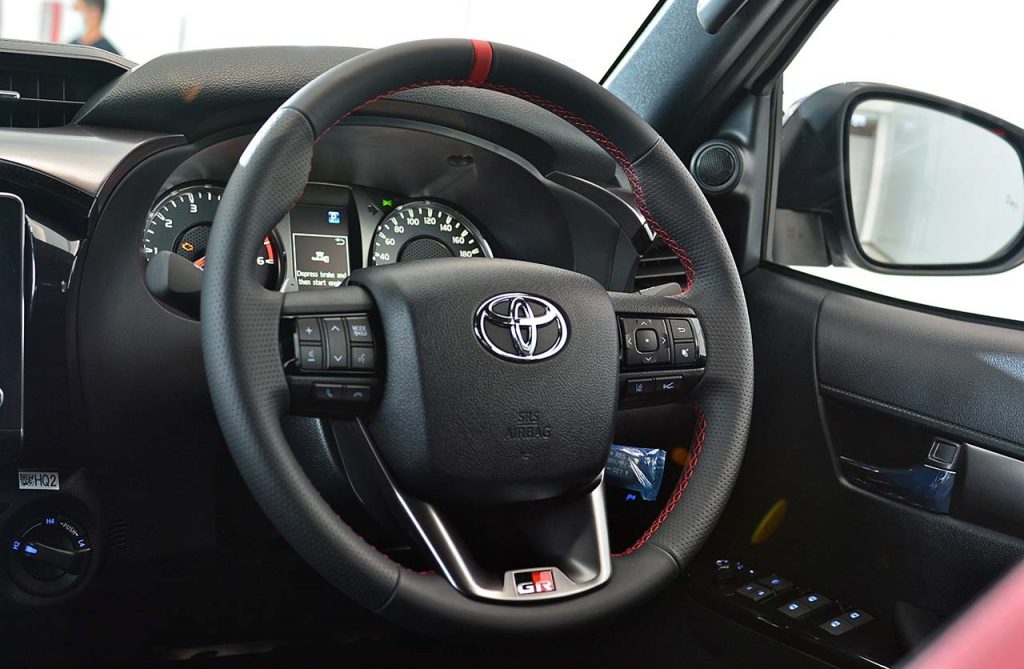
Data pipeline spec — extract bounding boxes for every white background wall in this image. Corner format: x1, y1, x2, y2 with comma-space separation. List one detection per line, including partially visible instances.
0, 0, 655, 80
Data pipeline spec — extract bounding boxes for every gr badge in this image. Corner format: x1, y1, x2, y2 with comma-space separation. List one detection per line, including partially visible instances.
514, 569, 556, 596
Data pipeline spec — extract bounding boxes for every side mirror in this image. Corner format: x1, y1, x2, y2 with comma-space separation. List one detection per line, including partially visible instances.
776, 83, 1024, 273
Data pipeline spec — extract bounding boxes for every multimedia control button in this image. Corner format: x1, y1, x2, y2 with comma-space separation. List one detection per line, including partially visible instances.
312, 383, 346, 403
667, 319, 695, 341
296, 318, 321, 343
346, 316, 373, 343
635, 329, 659, 353
298, 345, 324, 370
626, 346, 672, 367
351, 346, 375, 371
341, 385, 373, 403
323, 318, 349, 369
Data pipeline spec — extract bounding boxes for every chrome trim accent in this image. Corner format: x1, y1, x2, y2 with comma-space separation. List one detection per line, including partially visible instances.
353, 418, 613, 603
474, 292, 568, 362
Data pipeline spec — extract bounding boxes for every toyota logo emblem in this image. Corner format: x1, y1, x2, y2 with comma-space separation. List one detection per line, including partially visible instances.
474, 293, 569, 361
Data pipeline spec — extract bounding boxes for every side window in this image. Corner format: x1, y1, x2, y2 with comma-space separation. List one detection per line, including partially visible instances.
773, 0, 1024, 321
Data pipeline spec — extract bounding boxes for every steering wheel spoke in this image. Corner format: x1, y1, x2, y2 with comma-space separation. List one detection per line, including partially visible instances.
341, 418, 612, 603
609, 291, 707, 408
280, 286, 383, 417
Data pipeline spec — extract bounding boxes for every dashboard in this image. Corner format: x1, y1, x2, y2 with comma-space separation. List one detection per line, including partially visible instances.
0, 42, 673, 655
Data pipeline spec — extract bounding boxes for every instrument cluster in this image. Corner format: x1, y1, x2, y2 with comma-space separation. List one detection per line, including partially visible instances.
141, 181, 493, 296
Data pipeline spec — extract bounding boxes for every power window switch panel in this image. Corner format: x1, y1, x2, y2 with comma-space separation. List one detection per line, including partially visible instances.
735, 582, 774, 603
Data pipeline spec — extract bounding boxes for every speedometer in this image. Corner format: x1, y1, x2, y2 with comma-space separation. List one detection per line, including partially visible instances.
142, 183, 281, 288
369, 201, 491, 266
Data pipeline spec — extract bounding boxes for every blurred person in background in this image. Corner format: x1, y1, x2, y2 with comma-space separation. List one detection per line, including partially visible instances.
69, 0, 119, 55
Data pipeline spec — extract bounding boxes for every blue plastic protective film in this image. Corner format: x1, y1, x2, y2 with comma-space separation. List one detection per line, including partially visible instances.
605, 444, 667, 501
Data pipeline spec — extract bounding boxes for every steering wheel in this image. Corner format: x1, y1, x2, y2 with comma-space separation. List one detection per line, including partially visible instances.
201, 39, 752, 635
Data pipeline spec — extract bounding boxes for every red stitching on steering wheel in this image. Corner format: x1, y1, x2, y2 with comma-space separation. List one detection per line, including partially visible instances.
300, 68, 701, 566
613, 406, 706, 557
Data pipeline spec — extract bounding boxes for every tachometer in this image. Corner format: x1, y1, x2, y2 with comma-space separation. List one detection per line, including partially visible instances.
369, 201, 491, 266
142, 184, 281, 288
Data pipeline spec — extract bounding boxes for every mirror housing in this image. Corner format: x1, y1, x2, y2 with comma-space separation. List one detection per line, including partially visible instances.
777, 83, 1024, 274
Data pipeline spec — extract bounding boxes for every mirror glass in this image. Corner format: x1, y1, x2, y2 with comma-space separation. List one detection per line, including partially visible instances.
848, 99, 1024, 265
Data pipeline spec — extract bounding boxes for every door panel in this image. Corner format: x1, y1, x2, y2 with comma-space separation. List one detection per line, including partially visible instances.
817, 292, 1024, 458
688, 267, 1024, 666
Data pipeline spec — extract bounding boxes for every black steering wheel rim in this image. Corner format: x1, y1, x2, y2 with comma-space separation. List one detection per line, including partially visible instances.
201, 38, 753, 636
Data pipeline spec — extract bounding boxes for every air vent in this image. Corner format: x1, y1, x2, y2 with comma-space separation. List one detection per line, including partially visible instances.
634, 239, 687, 292
0, 45, 128, 128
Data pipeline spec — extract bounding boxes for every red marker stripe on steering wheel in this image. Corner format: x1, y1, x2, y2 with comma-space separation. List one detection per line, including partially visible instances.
468, 40, 493, 84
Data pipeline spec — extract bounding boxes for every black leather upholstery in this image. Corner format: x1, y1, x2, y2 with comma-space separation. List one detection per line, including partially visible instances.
201, 39, 753, 634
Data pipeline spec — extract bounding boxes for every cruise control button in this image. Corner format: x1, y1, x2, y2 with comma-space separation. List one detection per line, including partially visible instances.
635, 328, 659, 353
346, 316, 373, 343
323, 318, 349, 369
296, 318, 321, 343
298, 345, 323, 370
352, 346, 375, 370
668, 319, 694, 341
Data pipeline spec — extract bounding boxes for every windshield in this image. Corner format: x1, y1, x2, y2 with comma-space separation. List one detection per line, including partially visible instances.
1, 1, 658, 80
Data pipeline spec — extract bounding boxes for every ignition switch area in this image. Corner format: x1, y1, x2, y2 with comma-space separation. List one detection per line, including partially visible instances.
8, 515, 91, 596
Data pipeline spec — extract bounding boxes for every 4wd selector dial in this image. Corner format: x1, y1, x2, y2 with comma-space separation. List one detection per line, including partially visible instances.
8, 515, 91, 595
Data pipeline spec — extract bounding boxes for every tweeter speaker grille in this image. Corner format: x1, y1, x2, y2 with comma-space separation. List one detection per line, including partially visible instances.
691, 140, 742, 194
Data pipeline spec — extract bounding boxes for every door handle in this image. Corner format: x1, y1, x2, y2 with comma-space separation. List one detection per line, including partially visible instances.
839, 455, 956, 514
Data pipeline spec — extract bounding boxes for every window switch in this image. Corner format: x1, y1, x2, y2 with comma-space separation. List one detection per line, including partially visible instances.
779, 599, 812, 619
820, 610, 873, 636
800, 593, 831, 611
735, 582, 775, 603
